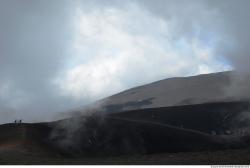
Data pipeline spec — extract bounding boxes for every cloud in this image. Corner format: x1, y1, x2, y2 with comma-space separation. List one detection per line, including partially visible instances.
2, 0, 250, 123
0, 0, 76, 122
0, 80, 30, 110
54, 3, 230, 101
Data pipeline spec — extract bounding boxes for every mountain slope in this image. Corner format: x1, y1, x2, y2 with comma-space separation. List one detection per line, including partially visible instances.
73, 71, 245, 114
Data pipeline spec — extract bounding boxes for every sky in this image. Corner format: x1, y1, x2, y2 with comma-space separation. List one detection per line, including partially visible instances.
0, 0, 249, 123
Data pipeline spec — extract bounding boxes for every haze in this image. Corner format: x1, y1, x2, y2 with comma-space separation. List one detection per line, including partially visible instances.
0, 0, 249, 123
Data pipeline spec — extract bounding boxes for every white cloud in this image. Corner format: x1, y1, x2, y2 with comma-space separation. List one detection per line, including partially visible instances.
54, 3, 231, 103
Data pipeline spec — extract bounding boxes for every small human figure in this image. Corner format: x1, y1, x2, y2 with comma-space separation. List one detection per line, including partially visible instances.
14, 120, 16, 124
19, 120, 22, 123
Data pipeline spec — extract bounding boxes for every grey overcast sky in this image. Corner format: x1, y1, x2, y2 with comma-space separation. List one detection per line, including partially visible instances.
0, 0, 249, 123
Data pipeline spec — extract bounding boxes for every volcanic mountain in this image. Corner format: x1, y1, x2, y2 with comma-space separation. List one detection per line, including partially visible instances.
1, 71, 250, 164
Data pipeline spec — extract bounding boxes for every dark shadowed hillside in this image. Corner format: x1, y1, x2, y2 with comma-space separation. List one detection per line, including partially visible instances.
1, 101, 250, 159
111, 101, 250, 134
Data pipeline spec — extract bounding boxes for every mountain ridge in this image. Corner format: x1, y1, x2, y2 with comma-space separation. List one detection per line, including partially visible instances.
66, 71, 238, 116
